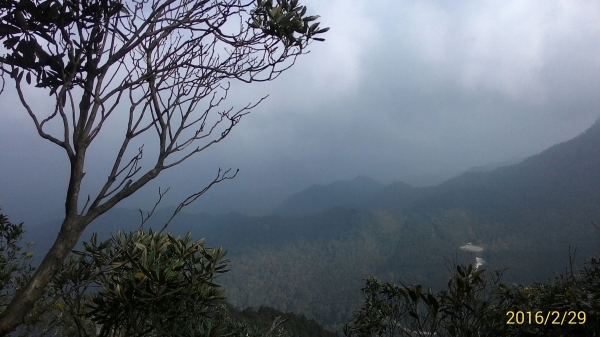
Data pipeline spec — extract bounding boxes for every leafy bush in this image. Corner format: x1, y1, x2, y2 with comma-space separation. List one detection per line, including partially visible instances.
490, 253, 600, 336
345, 254, 600, 337
54, 229, 229, 336
0, 207, 298, 336
0, 210, 34, 310
0, 210, 68, 336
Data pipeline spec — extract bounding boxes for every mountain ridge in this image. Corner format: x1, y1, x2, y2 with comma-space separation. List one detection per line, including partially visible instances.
272, 175, 384, 215
21, 118, 600, 332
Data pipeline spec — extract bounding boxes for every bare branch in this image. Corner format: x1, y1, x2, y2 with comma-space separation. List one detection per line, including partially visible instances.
81, 195, 91, 215
263, 316, 289, 337
103, 145, 144, 198
159, 167, 238, 234
138, 186, 170, 231
14, 76, 71, 155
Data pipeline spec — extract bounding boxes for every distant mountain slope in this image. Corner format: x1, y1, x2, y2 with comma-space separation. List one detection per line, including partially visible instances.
465, 156, 523, 173
365, 180, 431, 211
274, 119, 600, 219
407, 118, 600, 224
217, 119, 600, 330
22, 118, 600, 333
272, 175, 383, 215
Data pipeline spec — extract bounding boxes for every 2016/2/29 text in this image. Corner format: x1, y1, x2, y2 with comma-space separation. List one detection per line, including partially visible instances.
506, 311, 586, 325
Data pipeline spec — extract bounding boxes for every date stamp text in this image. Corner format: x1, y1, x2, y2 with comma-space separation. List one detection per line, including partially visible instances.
506, 311, 586, 325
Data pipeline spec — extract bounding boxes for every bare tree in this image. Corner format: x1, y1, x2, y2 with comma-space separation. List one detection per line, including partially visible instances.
0, 0, 328, 334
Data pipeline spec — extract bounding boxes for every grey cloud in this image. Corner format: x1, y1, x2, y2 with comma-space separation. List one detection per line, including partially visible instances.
1, 0, 599, 224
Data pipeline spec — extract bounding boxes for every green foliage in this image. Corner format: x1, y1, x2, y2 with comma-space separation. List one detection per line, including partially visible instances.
490, 254, 600, 336
0, 210, 34, 309
250, 0, 329, 47
1, 0, 328, 95
230, 305, 339, 337
345, 255, 600, 337
437, 264, 495, 336
0, 209, 75, 336
0, 0, 128, 94
343, 265, 500, 337
54, 229, 230, 336
0, 208, 330, 337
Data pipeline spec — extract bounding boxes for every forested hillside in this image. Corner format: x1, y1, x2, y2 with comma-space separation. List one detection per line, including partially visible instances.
26, 119, 600, 332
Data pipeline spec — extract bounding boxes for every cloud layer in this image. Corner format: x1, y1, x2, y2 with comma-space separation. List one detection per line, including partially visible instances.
1, 0, 599, 224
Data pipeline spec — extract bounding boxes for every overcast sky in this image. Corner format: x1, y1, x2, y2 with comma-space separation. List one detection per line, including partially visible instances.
1, 0, 600, 225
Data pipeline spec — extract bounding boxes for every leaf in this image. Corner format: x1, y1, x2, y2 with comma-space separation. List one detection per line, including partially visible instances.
303, 15, 320, 22
0, 23, 21, 35
159, 240, 170, 253
134, 241, 147, 252
26, 72, 31, 85
475, 298, 486, 313
15, 11, 28, 29
3, 36, 19, 49
309, 22, 320, 33
38, 0, 53, 11
250, 19, 261, 28
110, 261, 127, 269
408, 289, 417, 302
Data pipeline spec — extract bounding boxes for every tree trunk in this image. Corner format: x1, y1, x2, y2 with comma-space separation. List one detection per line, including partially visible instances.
0, 214, 87, 336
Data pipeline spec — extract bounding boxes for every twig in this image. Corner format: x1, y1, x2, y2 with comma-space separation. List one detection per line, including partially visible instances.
158, 167, 238, 234
262, 316, 288, 337
138, 186, 170, 231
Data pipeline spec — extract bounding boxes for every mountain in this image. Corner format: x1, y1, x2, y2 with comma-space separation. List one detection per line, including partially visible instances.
21, 119, 600, 332
218, 118, 600, 330
272, 175, 383, 215
410, 118, 600, 221
365, 180, 431, 211
465, 156, 523, 173
272, 156, 525, 216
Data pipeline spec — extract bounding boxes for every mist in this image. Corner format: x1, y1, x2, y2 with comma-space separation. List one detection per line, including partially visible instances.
1, 0, 599, 226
